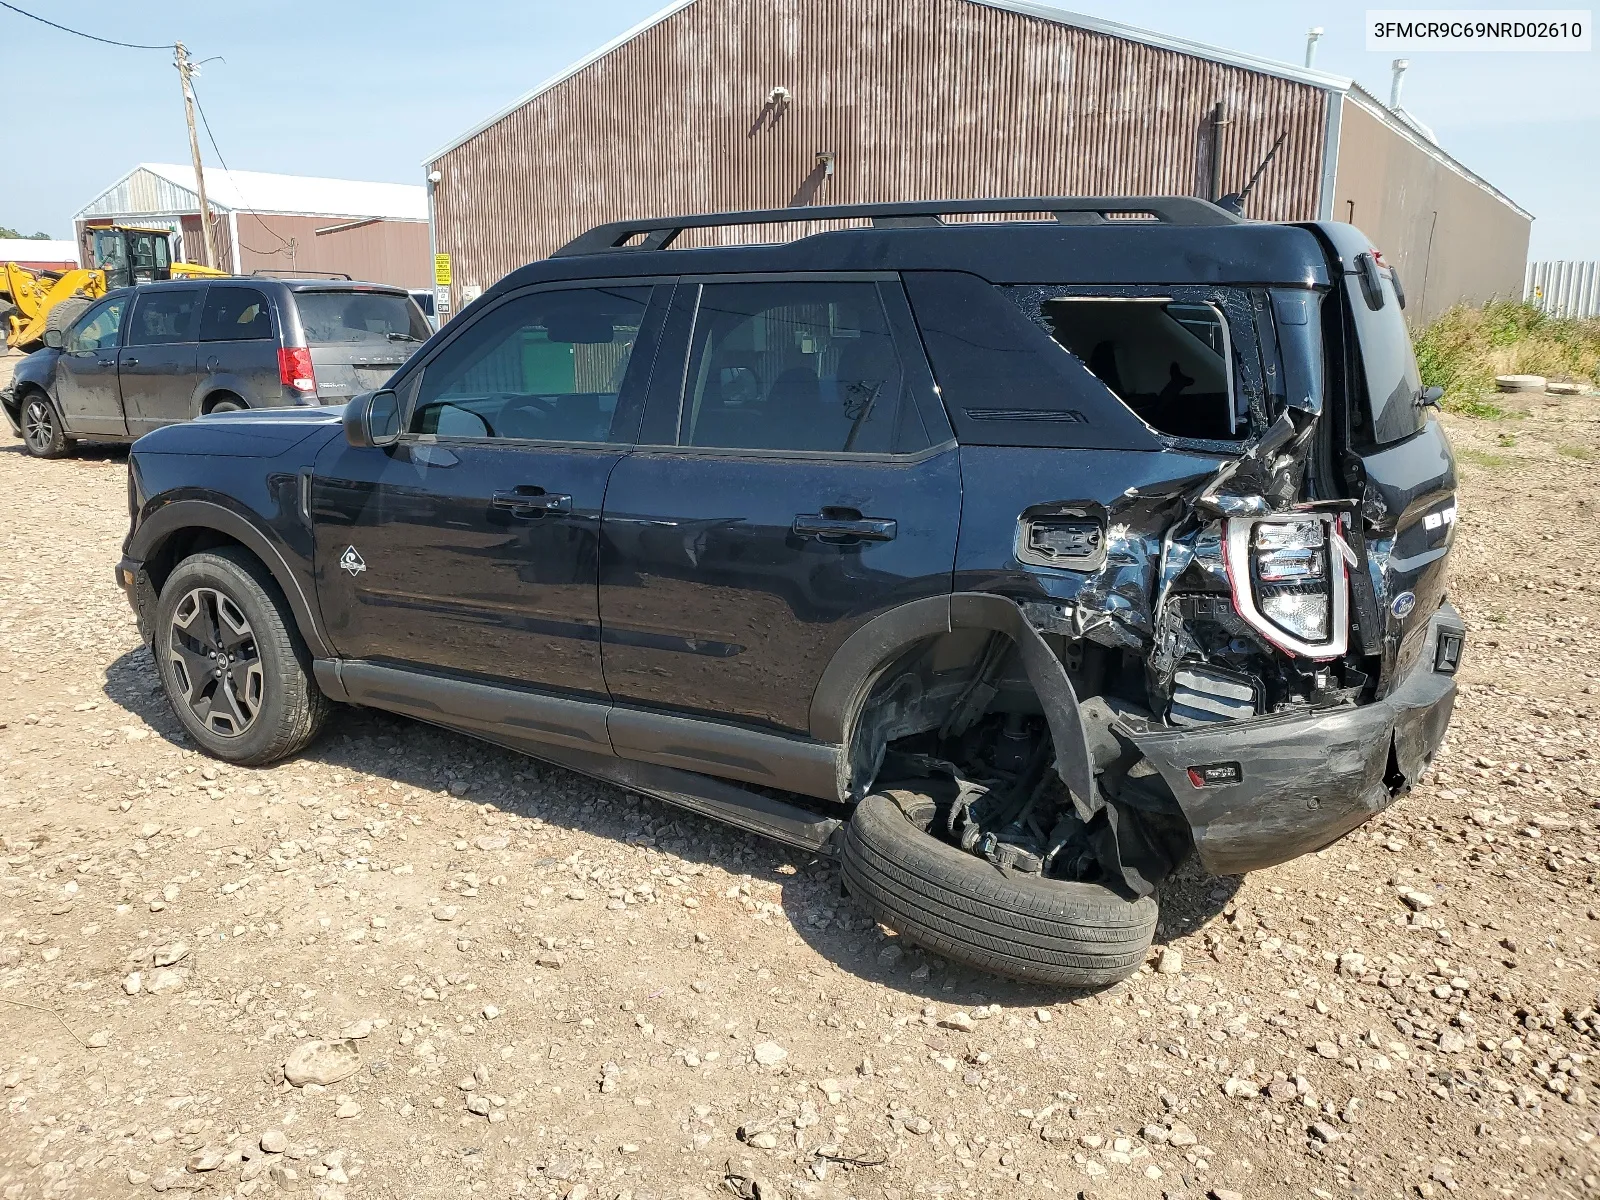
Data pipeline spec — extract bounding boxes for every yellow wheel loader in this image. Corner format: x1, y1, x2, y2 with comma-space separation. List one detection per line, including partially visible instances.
1, 225, 227, 350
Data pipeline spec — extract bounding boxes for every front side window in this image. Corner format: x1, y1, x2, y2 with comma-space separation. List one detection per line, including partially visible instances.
681, 281, 904, 454
201, 287, 273, 341
296, 291, 430, 347
66, 297, 127, 353
409, 286, 650, 443
126, 288, 203, 346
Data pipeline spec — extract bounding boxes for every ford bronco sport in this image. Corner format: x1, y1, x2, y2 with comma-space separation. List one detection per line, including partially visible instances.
116, 197, 1462, 986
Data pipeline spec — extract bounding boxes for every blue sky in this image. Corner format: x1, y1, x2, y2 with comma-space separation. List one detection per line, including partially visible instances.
2, 0, 1594, 259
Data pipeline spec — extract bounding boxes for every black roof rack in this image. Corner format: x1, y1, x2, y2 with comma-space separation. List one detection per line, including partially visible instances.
554, 195, 1243, 257
249, 269, 353, 280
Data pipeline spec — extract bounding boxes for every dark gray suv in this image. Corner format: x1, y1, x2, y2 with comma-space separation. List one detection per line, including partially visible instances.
2, 278, 429, 458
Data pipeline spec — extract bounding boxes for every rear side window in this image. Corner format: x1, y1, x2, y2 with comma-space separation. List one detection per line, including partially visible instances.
200, 287, 273, 341
295, 291, 429, 346
1039, 298, 1239, 439
1346, 270, 1425, 445
680, 281, 906, 454
902, 272, 1161, 451
126, 288, 203, 346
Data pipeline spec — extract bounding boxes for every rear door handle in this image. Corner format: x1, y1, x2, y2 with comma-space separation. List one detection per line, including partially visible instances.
492, 487, 572, 517
793, 512, 897, 543
122, 358, 139, 367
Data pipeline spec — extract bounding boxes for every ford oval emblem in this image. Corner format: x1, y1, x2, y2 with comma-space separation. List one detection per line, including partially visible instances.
1391, 591, 1417, 619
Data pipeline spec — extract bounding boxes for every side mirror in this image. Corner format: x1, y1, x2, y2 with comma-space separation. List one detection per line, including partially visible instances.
43, 329, 64, 350
344, 389, 401, 449
1418, 385, 1444, 409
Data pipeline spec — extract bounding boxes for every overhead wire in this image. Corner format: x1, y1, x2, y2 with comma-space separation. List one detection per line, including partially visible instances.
0, 1, 171, 50
187, 79, 296, 259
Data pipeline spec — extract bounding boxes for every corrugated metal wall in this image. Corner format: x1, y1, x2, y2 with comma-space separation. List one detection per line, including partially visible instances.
232, 215, 431, 288
1526, 261, 1600, 320
1333, 97, 1530, 323
429, 0, 1329, 305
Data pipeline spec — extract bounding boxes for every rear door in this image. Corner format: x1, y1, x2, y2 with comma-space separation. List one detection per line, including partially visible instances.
598, 276, 961, 737
52, 294, 130, 436
120, 286, 205, 434
292, 288, 429, 404
198, 285, 280, 407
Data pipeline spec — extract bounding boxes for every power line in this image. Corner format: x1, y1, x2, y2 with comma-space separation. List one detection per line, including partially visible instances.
188, 79, 295, 258
0, 0, 170, 50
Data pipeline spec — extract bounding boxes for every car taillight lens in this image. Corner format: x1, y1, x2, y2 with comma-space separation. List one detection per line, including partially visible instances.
1223, 514, 1349, 660
278, 347, 316, 394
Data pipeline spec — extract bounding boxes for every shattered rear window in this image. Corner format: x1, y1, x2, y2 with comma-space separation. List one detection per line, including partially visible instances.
1007, 285, 1269, 443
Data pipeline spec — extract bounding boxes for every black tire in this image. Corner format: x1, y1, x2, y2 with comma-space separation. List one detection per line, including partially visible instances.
841, 791, 1159, 987
44, 297, 91, 339
18, 391, 73, 458
153, 548, 331, 765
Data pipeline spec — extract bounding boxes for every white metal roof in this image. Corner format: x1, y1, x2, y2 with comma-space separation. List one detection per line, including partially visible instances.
75, 164, 426, 222
0, 239, 78, 265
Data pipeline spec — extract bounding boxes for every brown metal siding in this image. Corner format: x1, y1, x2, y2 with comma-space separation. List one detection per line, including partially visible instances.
1334, 97, 1530, 323
430, 0, 1328, 305
233, 215, 430, 288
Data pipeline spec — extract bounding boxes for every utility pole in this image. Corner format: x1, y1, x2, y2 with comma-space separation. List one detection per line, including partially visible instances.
174, 41, 218, 270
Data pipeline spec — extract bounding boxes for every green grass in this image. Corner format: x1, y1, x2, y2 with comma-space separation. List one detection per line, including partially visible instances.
1558, 444, 1591, 459
1414, 300, 1600, 414
1457, 448, 1512, 469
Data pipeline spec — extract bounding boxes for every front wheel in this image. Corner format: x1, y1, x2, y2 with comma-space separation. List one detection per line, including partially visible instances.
842, 790, 1159, 987
153, 548, 331, 765
19, 393, 73, 458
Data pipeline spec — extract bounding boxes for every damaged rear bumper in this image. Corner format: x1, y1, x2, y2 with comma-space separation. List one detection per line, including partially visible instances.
1120, 601, 1463, 876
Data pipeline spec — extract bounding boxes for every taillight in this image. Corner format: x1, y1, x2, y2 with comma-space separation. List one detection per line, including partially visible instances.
1223, 514, 1351, 660
278, 347, 316, 394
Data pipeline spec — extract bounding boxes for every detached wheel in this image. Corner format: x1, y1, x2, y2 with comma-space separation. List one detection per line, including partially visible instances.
842, 791, 1158, 987
19, 392, 73, 458
154, 548, 330, 765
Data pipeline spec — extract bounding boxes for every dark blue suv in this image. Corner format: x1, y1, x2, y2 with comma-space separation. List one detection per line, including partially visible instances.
116, 197, 1462, 986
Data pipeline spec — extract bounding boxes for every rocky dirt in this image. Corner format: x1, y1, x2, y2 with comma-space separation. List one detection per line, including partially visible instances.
3, 353, 1600, 1200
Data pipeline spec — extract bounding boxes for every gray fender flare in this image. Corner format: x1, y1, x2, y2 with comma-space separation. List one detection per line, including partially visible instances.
127, 498, 334, 659
808, 592, 1098, 816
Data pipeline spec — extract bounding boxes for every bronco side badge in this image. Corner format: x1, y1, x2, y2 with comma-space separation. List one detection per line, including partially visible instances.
339, 546, 367, 576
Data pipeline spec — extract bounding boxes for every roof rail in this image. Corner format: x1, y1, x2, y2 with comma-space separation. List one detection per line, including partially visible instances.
250, 269, 353, 280
554, 196, 1243, 257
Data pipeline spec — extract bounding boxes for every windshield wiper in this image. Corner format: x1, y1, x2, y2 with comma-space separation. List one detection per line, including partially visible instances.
385, 332, 421, 343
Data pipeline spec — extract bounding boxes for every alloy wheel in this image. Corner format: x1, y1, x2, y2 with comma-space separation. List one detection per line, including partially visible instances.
21, 397, 54, 453
167, 587, 264, 737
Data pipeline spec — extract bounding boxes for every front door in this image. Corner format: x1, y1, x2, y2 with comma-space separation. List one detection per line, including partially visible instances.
120, 286, 205, 434
599, 278, 961, 735
52, 294, 129, 436
310, 281, 669, 701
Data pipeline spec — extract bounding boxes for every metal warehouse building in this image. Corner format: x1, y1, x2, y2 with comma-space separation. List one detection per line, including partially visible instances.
425, 0, 1530, 323
75, 164, 430, 289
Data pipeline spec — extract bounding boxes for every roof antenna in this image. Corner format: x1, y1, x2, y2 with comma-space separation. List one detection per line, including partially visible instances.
1216, 130, 1287, 216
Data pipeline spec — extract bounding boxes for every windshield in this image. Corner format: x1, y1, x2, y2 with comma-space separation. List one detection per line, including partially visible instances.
1347, 268, 1424, 445
295, 291, 430, 345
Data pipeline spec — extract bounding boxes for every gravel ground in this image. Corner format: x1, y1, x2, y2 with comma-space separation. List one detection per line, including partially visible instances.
3, 353, 1600, 1200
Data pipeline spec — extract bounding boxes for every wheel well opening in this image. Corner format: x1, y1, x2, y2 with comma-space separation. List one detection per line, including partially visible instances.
201, 392, 244, 414
145, 528, 252, 596
844, 626, 1191, 891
